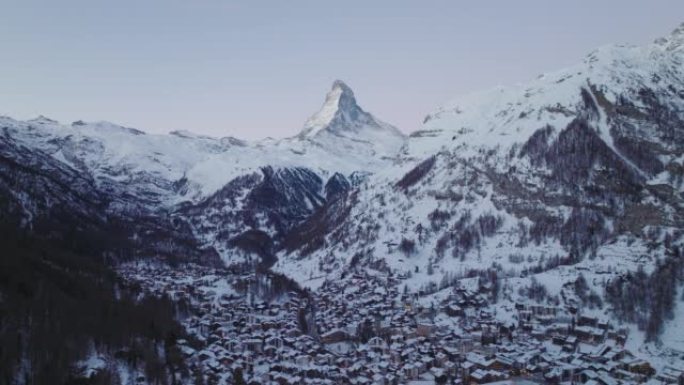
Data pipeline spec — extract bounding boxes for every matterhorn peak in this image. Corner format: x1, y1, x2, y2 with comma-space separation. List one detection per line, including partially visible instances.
299, 80, 403, 139
299, 80, 362, 138
329, 79, 356, 107
296, 80, 405, 157
331, 79, 354, 98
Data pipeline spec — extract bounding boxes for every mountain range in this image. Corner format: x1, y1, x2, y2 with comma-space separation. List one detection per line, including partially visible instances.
1, 22, 684, 382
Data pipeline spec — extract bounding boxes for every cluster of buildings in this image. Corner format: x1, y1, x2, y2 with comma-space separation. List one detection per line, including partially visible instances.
118, 264, 684, 385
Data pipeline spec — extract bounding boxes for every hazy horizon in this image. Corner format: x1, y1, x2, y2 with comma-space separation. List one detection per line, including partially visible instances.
1, 1, 683, 140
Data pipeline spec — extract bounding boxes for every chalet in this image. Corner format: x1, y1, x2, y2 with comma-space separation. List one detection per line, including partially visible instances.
493, 356, 514, 372
402, 363, 419, 380
321, 328, 351, 344
265, 336, 283, 349
199, 320, 211, 338
443, 361, 458, 376
430, 367, 448, 383
578, 315, 598, 327
657, 366, 684, 385
416, 322, 435, 337
368, 336, 389, 353
385, 373, 397, 385
613, 368, 641, 383
470, 368, 504, 384
622, 358, 655, 376
435, 351, 448, 367
295, 354, 312, 367
466, 352, 496, 371
573, 326, 605, 344
244, 338, 262, 353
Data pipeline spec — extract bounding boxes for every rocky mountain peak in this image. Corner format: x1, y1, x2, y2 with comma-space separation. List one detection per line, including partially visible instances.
330, 79, 356, 108
299, 80, 363, 138
295, 80, 405, 158
298, 80, 403, 141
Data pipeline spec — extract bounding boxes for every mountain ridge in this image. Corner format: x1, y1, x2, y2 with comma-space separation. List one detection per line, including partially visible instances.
1, 22, 683, 357
0, 80, 404, 204
271, 24, 684, 357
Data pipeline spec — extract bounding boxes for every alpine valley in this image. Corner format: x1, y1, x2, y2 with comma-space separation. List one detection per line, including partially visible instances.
2, 23, 684, 385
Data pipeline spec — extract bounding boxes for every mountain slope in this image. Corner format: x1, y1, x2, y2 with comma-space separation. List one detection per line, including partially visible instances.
273, 24, 684, 349
0, 81, 405, 268
1, 24, 684, 370
278, 22, 684, 276
1, 81, 403, 203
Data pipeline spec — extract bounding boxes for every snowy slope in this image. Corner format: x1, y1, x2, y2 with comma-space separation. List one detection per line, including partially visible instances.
409, 25, 684, 165
0, 80, 406, 267
1, 80, 404, 207
273, 24, 684, 350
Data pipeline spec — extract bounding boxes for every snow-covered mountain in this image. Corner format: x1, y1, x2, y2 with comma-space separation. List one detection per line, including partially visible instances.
272, 23, 684, 352
2, 22, 684, 356
277, 22, 684, 276
1, 80, 403, 204
0, 80, 404, 265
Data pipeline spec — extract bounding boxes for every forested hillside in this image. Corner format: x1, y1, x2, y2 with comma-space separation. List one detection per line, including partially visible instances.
0, 224, 196, 385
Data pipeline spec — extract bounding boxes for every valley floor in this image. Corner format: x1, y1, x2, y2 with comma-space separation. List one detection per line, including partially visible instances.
115, 262, 684, 385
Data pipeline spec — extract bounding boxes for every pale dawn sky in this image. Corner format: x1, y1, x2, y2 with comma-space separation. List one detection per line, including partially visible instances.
0, 0, 682, 139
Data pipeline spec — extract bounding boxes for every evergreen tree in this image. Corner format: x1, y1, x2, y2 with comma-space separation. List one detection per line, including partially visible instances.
232, 368, 246, 385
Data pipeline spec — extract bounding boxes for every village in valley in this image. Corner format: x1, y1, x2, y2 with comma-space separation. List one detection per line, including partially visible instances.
118, 262, 684, 385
